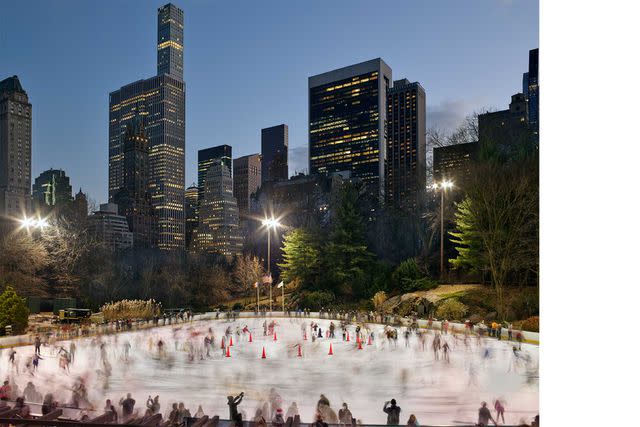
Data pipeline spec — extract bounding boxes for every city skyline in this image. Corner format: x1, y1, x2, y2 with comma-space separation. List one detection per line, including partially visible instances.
0, 0, 539, 205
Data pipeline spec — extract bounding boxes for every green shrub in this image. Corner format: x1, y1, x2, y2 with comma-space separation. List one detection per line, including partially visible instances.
0, 286, 30, 334
391, 258, 435, 293
435, 298, 468, 321
298, 290, 335, 311
232, 302, 243, 311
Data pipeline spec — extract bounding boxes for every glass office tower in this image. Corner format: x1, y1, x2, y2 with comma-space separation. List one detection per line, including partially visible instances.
308, 58, 392, 201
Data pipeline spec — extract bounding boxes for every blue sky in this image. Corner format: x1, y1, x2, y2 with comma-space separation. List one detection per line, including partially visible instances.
0, 0, 538, 205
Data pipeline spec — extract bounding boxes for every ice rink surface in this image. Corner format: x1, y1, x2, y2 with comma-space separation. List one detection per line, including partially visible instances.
0, 317, 538, 425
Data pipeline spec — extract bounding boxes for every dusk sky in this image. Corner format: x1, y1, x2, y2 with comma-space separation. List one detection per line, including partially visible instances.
0, 0, 538, 205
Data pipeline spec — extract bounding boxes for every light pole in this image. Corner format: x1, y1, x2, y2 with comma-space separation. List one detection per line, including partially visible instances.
261, 217, 281, 313
433, 180, 454, 279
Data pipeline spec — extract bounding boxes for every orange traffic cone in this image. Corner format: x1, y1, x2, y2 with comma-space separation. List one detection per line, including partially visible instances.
347, 332, 350, 342
367, 335, 372, 345
328, 343, 333, 355
356, 335, 360, 344
261, 346, 266, 359
297, 345, 303, 357
229, 336, 234, 347
249, 332, 253, 343
274, 332, 278, 341
226, 346, 231, 358
358, 340, 363, 350
221, 339, 225, 349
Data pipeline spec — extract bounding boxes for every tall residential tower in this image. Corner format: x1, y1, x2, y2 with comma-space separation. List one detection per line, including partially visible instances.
109, 3, 185, 250
233, 153, 261, 218
0, 76, 32, 219
386, 78, 426, 210
196, 158, 243, 257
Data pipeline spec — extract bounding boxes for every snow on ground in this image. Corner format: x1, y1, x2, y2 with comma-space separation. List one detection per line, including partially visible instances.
0, 317, 538, 425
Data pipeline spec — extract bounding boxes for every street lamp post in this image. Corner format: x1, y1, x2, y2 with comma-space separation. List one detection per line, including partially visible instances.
433, 180, 454, 279
267, 227, 272, 312
262, 217, 281, 313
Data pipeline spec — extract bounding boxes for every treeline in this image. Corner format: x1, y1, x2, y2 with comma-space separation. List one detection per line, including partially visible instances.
278, 182, 437, 310
0, 220, 264, 311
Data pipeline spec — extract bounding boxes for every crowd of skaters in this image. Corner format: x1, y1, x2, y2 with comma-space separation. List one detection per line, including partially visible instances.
0, 308, 536, 426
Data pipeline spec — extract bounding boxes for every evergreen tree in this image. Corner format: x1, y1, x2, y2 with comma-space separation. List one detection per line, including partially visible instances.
278, 228, 322, 287
324, 183, 376, 298
0, 286, 30, 334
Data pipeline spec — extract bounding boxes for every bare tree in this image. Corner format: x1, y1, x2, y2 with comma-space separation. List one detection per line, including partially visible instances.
0, 232, 49, 296
232, 254, 265, 303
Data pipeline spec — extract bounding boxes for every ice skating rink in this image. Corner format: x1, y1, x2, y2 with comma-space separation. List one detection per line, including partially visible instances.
0, 317, 538, 425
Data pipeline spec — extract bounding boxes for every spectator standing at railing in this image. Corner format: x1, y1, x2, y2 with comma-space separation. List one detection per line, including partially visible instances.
168, 403, 180, 425
41, 393, 56, 415
273, 407, 285, 427
313, 413, 328, 427
285, 402, 299, 420
383, 399, 401, 425
406, 414, 419, 426
194, 405, 205, 418
147, 395, 160, 414
0, 380, 11, 401
14, 396, 31, 418
227, 392, 244, 421
178, 402, 191, 424
104, 399, 118, 423
120, 393, 136, 418
338, 402, 353, 425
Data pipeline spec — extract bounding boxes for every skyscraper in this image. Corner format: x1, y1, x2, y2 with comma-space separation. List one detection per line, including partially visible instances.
157, 3, 184, 79
32, 169, 72, 212
198, 145, 232, 205
309, 58, 392, 201
523, 48, 539, 137
184, 184, 198, 251
113, 120, 154, 247
0, 76, 32, 219
233, 153, 261, 218
109, 3, 185, 250
196, 158, 243, 257
261, 124, 288, 183
386, 78, 426, 210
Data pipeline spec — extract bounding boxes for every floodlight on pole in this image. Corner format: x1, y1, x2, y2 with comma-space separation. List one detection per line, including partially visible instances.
262, 216, 281, 313
432, 180, 455, 279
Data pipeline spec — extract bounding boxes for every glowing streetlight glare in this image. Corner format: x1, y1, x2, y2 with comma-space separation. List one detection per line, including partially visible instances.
261, 217, 280, 229
432, 180, 454, 190
18, 216, 49, 230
